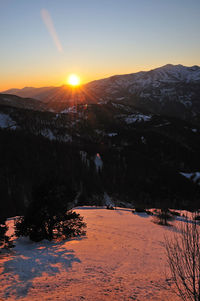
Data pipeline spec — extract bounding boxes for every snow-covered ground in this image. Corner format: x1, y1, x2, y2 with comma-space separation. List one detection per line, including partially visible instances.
0, 207, 182, 300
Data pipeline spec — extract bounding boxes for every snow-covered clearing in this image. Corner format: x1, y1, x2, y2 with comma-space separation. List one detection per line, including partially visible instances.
0, 207, 181, 300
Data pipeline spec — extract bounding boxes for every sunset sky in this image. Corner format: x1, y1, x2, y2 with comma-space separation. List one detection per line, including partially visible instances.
0, 0, 200, 91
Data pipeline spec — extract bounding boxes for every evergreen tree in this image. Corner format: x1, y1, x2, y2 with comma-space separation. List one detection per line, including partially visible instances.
15, 178, 86, 242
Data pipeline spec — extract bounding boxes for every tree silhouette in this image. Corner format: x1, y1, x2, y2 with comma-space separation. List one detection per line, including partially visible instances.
0, 217, 12, 249
15, 178, 86, 242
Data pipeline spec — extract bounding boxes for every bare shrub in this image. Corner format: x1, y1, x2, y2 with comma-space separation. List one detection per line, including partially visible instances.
165, 220, 200, 301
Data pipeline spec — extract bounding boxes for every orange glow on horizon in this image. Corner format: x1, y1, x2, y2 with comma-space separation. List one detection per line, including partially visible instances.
2, 62, 196, 91
1, 65, 157, 91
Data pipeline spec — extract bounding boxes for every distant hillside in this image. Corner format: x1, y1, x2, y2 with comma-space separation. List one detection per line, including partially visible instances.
0, 93, 47, 111
3, 86, 55, 100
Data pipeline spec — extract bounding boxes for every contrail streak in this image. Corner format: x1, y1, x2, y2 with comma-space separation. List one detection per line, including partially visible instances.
41, 9, 63, 53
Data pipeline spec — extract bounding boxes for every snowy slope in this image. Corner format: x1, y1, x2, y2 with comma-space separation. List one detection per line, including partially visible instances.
86, 64, 200, 93
0, 112, 16, 129
0, 207, 182, 301
85, 64, 200, 122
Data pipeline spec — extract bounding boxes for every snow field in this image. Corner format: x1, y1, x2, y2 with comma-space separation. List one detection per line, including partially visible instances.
0, 207, 181, 300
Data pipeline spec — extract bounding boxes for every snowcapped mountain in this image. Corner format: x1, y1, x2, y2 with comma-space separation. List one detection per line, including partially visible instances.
86, 64, 200, 92
85, 64, 200, 121
4, 64, 200, 99
1, 64, 200, 122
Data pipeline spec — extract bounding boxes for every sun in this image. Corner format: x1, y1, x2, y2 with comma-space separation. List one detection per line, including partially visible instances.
67, 74, 80, 86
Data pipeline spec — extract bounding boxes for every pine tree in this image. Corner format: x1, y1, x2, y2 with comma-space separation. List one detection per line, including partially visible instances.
15, 178, 86, 242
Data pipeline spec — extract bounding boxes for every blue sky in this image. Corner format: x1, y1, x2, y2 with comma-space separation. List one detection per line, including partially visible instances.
0, 0, 200, 89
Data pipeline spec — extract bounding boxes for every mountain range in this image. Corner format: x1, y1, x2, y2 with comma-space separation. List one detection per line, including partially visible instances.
2, 64, 200, 123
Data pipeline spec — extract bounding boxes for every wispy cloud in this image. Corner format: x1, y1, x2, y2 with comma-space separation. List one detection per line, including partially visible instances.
41, 9, 63, 53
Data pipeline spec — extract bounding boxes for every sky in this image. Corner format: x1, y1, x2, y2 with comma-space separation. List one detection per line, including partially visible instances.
0, 0, 200, 90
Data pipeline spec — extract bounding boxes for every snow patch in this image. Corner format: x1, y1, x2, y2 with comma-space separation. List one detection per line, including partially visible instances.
61, 106, 77, 114
62, 134, 72, 142
94, 153, 103, 172
116, 97, 125, 100
141, 136, 146, 144
97, 100, 108, 104
154, 122, 171, 127
80, 151, 90, 167
40, 129, 56, 140
107, 133, 118, 137
104, 192, 115, 207
0, 113, 16, 129
180, 172, 200, 184
125, 114, 151, 124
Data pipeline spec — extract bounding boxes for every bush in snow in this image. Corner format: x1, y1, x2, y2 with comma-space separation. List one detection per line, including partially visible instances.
0, 217, 12, 249
15, 178, 86, 242
153, 208, 174, 226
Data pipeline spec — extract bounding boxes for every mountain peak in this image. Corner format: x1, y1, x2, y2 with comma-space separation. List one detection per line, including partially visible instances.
157, 63, 200, 72
162, 63, 176, 68
155, 64, 185, 71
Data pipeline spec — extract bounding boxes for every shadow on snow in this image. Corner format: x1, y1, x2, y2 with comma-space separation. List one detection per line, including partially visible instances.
2, 237, 84, 299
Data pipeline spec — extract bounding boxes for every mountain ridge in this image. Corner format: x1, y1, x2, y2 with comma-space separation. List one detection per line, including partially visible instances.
1, 64, 200, 123
2, 64, 200, 96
